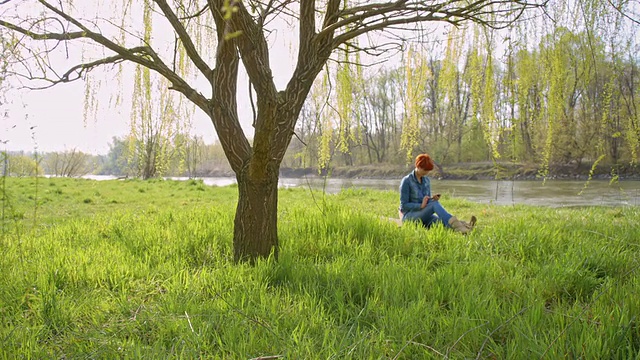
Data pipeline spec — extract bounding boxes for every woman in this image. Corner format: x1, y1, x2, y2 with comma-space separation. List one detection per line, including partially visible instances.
399, 154, 476, 233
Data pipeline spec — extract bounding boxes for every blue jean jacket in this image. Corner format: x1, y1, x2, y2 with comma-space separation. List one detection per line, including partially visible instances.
399, 170, 431, 215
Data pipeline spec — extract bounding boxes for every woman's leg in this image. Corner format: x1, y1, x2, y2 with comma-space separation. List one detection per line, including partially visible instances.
402, 210, 427, 226
404, 202, 473, 234
402, 201, 453, 228
423, 201, 453, 227
423, 214, 443, 228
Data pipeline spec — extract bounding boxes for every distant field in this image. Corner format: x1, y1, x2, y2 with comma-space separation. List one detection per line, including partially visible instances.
1, 177, 639, 358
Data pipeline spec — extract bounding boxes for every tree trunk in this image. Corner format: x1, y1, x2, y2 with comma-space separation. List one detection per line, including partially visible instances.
233, 167, 279, 263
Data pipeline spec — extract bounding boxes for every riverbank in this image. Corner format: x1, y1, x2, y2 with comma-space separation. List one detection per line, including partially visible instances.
275, 162, 640, 181
107, 161, 639, 181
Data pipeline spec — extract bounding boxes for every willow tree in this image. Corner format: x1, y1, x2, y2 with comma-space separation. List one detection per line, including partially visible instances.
438, 27, 470, 163
464, 32, 491, 162
0, 0, 544, 262
401, 45, 430, 164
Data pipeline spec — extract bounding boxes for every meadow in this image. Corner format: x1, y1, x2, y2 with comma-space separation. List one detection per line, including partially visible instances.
1, 177, 639, 359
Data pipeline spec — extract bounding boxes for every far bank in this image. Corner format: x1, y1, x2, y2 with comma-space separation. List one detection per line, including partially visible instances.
199, 162, 640, 181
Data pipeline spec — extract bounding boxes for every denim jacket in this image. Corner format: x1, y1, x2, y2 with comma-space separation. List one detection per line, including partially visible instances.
399, 170, 431, 215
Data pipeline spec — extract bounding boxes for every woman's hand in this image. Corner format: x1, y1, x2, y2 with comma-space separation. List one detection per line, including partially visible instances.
421, 195, 430, 208
432, 193, 441, 201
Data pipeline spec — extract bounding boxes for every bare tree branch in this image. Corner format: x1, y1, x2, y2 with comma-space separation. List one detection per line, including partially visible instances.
228, 1, 278, 101
320, 0, 342, 41
298, 0, 315, 62
320, 0, 546, 49
17, 54, 127, 89
153, 0, 213, 79
178, 3, 211, 20
606, 0, 640, 25
0, 19, 85, 41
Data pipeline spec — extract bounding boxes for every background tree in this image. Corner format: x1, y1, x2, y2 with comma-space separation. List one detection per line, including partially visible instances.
0, 0, 546, 262
359, 67, 404, 164
183, 134, 205, 178
129, 66, 187, 180
199, 140, 232, 175
285, 86, 323, 169
42, 149, 92, 177
438, 28, 472, 163
2, 152, 42, 177
401, 46, 429, 164
97, 137, 130, 176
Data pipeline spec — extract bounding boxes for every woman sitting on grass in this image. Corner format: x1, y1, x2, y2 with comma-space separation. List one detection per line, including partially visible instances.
399, 154, 476, 234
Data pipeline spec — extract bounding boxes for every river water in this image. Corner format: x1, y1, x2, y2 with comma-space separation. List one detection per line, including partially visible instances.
275, 178, 640, 207
84, 175, 640, 207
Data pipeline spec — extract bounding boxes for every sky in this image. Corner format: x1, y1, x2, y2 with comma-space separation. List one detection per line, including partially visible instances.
2, 79, 220, 155
4, 82, 126, 154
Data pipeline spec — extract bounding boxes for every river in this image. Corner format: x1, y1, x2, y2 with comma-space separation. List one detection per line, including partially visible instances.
83, 175, 639, 207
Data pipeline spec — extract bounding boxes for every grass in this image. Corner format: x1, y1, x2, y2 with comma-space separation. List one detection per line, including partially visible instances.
1, 177, 639, 359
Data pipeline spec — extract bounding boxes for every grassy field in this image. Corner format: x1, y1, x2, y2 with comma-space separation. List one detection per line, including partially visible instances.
1, 177, 639, 359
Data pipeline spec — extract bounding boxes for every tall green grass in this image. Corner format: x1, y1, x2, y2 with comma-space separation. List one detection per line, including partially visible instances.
1, 178, 639, 359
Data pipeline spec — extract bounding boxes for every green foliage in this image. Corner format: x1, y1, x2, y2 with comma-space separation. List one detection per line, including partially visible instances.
1, 152, 42, 177
463, 43, 491, 163
41, 149, 92, 177
290, 5, 639, 174
400, 47, 428, 164
1, 178, 640, 358
337, 49, 354, 155
318, 71, 334, 172
98, 137, 130, 175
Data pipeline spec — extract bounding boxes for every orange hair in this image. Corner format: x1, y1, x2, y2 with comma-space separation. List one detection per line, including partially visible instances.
415, 154, 434, 171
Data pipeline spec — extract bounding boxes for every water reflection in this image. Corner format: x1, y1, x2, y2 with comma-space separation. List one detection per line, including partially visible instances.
83, 175, 640, 207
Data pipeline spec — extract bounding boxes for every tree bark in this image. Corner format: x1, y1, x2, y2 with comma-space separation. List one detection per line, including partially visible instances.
233, 166, 279, 263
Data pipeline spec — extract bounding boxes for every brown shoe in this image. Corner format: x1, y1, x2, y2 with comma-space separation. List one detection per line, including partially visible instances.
448, 216, 471, 234
460, 216, 477, 231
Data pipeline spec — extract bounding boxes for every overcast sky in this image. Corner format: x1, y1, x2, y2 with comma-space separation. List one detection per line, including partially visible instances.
2, 78, 221, 155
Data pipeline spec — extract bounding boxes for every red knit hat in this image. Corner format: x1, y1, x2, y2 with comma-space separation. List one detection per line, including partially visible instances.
415, 154, 434, 171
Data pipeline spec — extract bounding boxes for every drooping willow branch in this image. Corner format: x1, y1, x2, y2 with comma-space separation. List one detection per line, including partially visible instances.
17, 54, 128, 90
2, 1, 211, 113
153, 0, 213, 79
178, 2, 211, 21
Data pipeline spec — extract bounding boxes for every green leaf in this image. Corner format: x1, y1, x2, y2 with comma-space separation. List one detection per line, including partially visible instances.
224, 30, 243, 41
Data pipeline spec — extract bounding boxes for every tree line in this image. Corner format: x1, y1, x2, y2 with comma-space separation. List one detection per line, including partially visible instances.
4, 23, 639, 179
286, 25, 639, 176
1, 137, 232, 179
